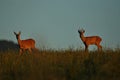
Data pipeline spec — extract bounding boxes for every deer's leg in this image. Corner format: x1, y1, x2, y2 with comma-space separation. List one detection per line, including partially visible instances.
85, 44, 88, 52
96, 43, 102, 51
28, 48, 32, 53
19, 49, 23, 55
98, 45, 102, 51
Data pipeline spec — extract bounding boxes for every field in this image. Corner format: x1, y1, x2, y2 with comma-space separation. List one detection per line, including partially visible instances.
0, 49, 120, 80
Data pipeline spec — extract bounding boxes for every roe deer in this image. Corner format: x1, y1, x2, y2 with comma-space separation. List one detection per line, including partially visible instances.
14, 31, 36, 54
78, 29, 102, 51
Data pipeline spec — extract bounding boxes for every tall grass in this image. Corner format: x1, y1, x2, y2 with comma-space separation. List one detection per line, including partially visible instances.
0, 49, 120, 80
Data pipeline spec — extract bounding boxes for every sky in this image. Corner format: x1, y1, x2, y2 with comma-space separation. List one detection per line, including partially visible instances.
0, 0, 120, 50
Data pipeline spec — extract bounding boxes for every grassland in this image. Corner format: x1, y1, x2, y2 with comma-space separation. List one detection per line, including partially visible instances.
0, 49, 120, 80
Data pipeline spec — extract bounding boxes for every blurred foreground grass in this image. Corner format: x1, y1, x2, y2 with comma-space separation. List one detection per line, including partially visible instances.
0, 49, 120, 80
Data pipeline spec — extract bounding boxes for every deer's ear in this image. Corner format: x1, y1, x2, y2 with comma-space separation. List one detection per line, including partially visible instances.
81, 28, 85, 33
83, 30, 85, 33
19, 31, 21, 35
14, 32, 17, 35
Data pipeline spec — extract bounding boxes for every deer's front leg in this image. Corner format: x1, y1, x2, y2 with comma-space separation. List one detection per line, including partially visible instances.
84, 43, 88, 52
19, 49, 23, 55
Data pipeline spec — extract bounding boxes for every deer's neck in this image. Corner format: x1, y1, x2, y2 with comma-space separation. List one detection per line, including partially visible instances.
80, 34, 86, 42
17, 37, 22, 45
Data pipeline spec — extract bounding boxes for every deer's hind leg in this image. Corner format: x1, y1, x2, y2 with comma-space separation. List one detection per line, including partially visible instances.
96, 42, 102, 51
98, 45, 102, 51
28, 48, 32, 53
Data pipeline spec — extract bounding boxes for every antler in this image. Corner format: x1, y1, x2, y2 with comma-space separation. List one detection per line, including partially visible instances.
78, 28, 85, 33
80, 28, 84, 31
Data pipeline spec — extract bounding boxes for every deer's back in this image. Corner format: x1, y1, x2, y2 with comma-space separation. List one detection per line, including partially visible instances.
85, 36, 102, 44
20, 39, 35, 49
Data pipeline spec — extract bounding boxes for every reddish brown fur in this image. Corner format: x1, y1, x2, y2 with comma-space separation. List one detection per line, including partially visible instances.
78, 29, 102, 51
14, 32, 36, 54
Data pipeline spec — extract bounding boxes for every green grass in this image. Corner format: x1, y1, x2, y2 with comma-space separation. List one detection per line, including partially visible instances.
0, 49, 120, 80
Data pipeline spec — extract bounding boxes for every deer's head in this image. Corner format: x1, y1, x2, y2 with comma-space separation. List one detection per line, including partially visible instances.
14, 31, 21, 40
78, 28, 85, 35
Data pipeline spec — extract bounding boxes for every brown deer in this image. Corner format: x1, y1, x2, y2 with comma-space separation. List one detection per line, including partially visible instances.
78, 29, 102, 51
14, 31, 36, 54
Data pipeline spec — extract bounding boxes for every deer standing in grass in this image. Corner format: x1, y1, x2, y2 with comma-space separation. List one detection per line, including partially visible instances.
78, 29, 102, 51
14, 31, 36, 54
